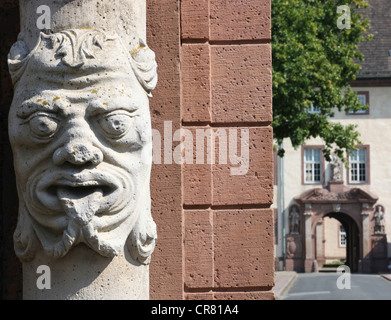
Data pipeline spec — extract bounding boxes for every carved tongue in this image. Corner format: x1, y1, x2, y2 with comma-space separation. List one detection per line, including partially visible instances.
57, 187, 103, 226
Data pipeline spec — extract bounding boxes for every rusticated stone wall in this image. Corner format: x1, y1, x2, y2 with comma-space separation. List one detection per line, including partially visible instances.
147, 0, 274, 300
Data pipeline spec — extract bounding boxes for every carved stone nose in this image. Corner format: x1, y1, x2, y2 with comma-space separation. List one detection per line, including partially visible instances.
53, 143, 103, 166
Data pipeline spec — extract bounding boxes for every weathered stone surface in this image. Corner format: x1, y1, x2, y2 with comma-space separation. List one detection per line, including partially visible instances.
184, 210, 213, 288
9, 28, 157, 264
181, 43, 211, 123
185, 292, 214, 300
19, 0, 147, 53
210, 0, 271, 41
213, 291, 275, 300
211, 44, 272, 124
213, 209, 274, 288
212, 127, 273, 206
8, 0, 157, 300
147, 0, 184, 300
182, 126, 212, 206
181, 0, 271, 41
181, 0, 209, 40
23, 244, 149, 300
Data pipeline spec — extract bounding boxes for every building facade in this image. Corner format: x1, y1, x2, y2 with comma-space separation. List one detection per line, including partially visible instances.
274, 0, 391, 273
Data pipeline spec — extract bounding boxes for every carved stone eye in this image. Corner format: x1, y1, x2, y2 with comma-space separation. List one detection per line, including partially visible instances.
99, 113, 132, 138
29, 113, 59, 138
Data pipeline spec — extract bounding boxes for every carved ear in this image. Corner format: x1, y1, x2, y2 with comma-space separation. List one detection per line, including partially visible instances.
130, 38, 158, 96
13, 205, 38, 262
7, 40, 31, 85
8, 40, 29, 61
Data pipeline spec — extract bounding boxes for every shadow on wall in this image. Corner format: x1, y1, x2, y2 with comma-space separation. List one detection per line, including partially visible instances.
0, 0, 22, 300
369, 235, 389, 273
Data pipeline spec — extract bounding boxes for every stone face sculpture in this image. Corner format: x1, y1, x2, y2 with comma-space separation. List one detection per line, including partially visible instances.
8, 29, 157, 264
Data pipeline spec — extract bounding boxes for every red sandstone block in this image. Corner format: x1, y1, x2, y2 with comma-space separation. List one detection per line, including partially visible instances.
185, 292, 214, 300
147, 0, 183, 301
214, 291, 275, 300
183, 164, 212, 205
181, 0, 209, 39
213, 209, 274, 289
181, 44, 211, 123
212, 126, 273, 206
210, 0, 271, 41
182, 127, 212, 206
184, 210, 214, 289
150, 164, 183, 300
210, 44, 272, 123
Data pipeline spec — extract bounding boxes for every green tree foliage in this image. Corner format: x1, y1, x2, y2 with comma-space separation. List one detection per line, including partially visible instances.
272, 0, 372, 161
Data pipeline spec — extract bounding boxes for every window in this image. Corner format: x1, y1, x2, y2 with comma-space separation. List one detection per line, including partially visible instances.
357, 93, 367, 106
348, 146, 369, 184
303, 148, 322, 184
339, 225, 347, 247
347, 91, 369, 115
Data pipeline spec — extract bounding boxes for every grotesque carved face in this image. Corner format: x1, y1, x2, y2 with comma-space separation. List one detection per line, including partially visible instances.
8, 29, 157, 263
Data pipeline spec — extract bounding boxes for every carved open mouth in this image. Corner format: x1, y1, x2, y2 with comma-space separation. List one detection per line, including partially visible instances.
33, 171, 127, 215
46, 179, 117, 202
43, 180, 117, 225
28, 168, 135, 232
47, 184, 113, 199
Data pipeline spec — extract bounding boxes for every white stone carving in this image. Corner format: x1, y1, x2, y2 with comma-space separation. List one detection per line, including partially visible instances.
373, 205, 385, 235
330, 153, 343, 182
333, 203, 341, 213
8, 29, 157, 264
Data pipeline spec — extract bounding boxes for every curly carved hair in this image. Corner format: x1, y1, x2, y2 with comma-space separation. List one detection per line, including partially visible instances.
8, 29, 157, 96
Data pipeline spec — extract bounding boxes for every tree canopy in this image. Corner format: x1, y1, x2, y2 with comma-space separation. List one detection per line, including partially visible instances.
272, 0, 372, 161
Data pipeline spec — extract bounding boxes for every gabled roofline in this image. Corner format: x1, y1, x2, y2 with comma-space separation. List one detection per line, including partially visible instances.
294, 187, 378, 204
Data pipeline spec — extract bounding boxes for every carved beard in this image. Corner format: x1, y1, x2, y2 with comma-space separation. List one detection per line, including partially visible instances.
13, 163, 156, 263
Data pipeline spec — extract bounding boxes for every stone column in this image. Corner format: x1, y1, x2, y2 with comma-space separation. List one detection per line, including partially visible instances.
8, 0, 157, 299
304, 204, 313, 272
316, 220, 323, 260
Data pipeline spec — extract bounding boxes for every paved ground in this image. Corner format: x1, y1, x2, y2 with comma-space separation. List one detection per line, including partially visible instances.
277, 272, 391, 300
273, 271, 298, 299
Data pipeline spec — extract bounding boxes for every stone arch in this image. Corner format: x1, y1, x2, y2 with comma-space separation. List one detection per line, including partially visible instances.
286, 185, 388, 273
322, 211, 360, 272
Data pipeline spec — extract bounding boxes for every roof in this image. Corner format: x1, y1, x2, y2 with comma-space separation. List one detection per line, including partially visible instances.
356, 0, 391, 78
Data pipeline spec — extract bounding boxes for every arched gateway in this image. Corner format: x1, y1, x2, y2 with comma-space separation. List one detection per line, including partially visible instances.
286, 182, 388, 273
